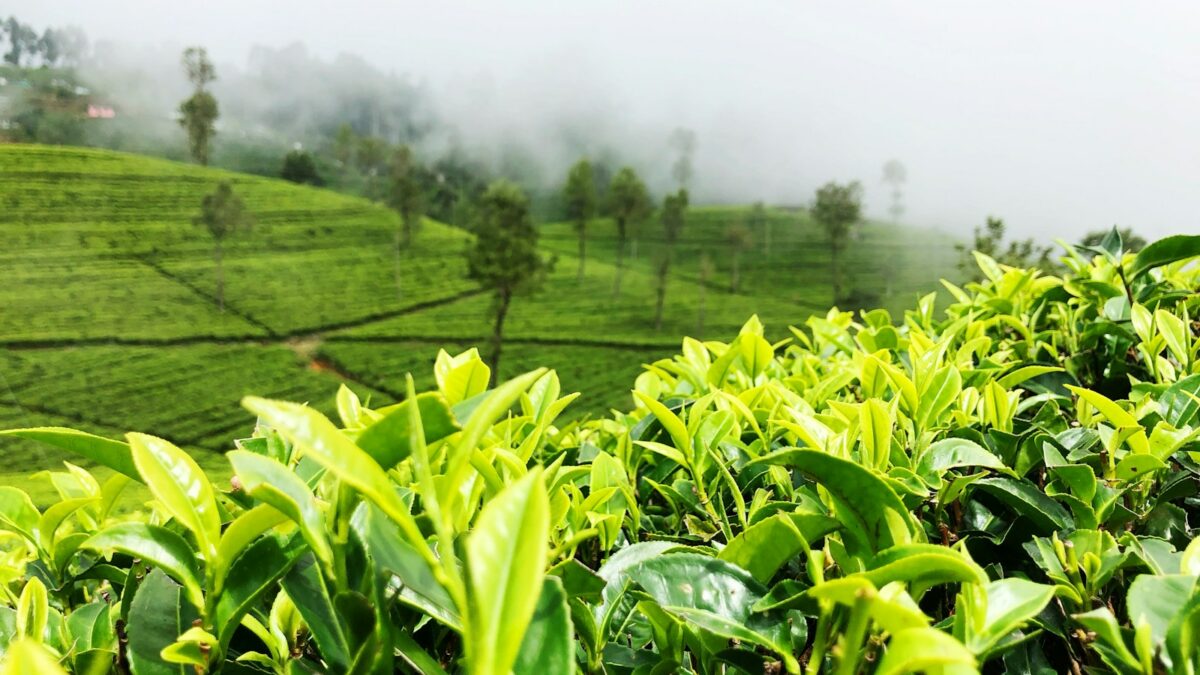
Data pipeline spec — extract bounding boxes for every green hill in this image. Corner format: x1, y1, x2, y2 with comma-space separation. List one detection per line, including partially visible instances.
0, 144, 962, 501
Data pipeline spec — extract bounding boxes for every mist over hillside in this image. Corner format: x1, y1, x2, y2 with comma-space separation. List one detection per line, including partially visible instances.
14, 1, 1200, 240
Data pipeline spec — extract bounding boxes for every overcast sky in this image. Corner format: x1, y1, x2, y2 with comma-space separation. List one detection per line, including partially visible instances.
16, 1, 1200, 240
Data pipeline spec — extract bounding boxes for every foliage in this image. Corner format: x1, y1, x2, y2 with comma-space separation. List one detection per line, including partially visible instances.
881, 160, 906, 223
178, 47, 219, 166
811, 181, 864, 306
4, 232, 1197, 673
725, 221, 753, 293
193, 181, 253, 312
564, 159, 597, 281
1083, 227, 1146, 253
386, 144, 425, 248
654, 189, 689, 330
606, 167, 652, 298
955, 216, 1053, 281
466, 180, 552, 382
669, 127, 698, 188
280, 150, 323, 186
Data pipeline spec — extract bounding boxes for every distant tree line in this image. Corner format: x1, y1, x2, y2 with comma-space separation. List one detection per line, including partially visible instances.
0, 17, 87, 68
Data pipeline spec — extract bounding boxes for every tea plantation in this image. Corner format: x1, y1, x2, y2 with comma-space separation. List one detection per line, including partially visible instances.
0, 232, 1197, 673
0, 144, 959, 502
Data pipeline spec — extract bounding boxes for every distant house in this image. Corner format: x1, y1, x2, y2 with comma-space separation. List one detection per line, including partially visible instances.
87, 104, 116, 119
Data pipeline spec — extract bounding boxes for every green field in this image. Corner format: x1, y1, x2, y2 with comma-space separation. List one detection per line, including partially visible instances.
0, 144, 961, 501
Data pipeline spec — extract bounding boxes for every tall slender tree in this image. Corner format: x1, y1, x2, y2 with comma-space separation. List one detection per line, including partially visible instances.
882, 159, 907, 223
725, 221, 753, 293
669, 127, 697, 189
386, 145, 424, 297
564, 159, 597, 282
178, 47, 218, 166
194, 182, 252, 312
466, 181, 550, 384
653, 189, 688, 330
811, 181, 863, 306
607, 167, 651, 298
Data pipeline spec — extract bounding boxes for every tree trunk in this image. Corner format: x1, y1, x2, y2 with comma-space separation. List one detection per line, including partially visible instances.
731, 250, 740, 293
487, 288, 512, 386
394, 229, 403, 299
612, 219, 627, 299
577, 223, 586, 283
214, 239, 224, 313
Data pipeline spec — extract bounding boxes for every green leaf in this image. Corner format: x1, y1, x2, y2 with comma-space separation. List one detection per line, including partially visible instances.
127, 569, 195, 675
718, 511, 841, 583
918, 365, 962, 427
876, 627, 976, 675
859, 398, 893, 469
860, 544, 987, 589
968, 578, 1056, 657
1065, 386, 1150, 455
662, 606, 800, 675
1129, 234, 1200, 279
1160, 375, 1200, 428
0, 487, 39, 545
973, 477, 1074, 532
748, 448, 914, 553
0, 428, 139, 482
82, 523, 204, 611
1126, 574, 1195, 650
513, 577, 574, 675
1114, 454, 1167, 482
1073, 608, 1142, 674
128, 433, 221, 563
917, 438, 1013, 482
436, 349, 492, 405
227, 450, 333, 571
15, 577, 47, 641
241, 397, 429, 559
627, 552, 765, 623
280, 554, 350, 671
633, 392, 690, 454
998, 365, 1064, 389
464, 468, 550, 675
214, 534, 304, 652
356, 392, 459, 469
0, 639, 68, 675
212, 504, 288, 590
351, 503, 460, 629
1155, 309, 1190, 367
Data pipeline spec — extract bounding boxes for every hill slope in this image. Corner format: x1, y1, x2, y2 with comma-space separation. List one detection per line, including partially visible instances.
0, 144, 962, 501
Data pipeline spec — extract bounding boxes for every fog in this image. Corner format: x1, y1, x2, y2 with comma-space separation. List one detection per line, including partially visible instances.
17, 1, 1200, 240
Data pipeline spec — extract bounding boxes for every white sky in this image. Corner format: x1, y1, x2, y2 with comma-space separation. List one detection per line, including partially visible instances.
15, 1, 1200, 240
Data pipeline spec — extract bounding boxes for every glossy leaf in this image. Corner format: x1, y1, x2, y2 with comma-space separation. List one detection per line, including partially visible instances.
0, 428, 139, 482
513, 577, 574, 675
464, 468, 550, 675
82, 523, 204, 611
718, 510, 840, 582
128, 433, 221, 562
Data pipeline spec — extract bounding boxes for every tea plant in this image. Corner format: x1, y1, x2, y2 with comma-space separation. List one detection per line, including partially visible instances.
1, 230, 1198, 673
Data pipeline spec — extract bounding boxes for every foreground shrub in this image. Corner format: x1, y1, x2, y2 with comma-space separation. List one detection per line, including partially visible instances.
1, 232, 1198, 674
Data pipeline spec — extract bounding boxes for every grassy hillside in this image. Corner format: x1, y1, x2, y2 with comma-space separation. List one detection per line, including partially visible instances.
536, 206, 961, 318
0, 144, 962, 502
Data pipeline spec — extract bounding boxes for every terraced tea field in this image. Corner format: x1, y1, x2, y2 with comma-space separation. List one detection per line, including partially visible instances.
0, 144, 961, 502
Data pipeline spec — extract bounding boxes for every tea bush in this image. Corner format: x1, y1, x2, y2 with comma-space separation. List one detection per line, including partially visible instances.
1, 231, 1198, 673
